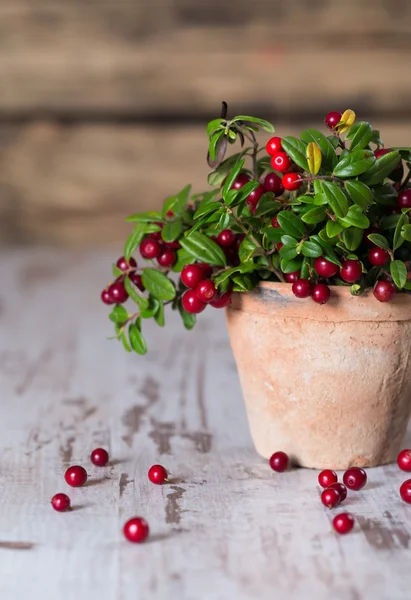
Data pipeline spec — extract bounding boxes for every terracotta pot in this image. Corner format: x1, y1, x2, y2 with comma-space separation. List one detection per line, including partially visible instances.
226, 282, 411, 469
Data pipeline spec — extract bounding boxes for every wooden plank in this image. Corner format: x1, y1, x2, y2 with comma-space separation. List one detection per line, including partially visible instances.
0, 1, 410, 115
0, 248, 410, 600
1, 121, 411, 247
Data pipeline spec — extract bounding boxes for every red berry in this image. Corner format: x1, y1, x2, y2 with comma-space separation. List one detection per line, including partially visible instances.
312, 283, 330, 305
232, 234, 245, 252
230, 173, 251, 190
292, 279, 312, 299
108, 281, 128, 304
150, 231, 162, 241
314, 257, 339, 278
181, 264, 206, 289
270, 152, 291, 173
196, 279, 217, 303
284, 270, 300, 283
116, 256, 137, 272
400, 479, 411, 504
266, 136, 283, 156
343, 467, 367, 491
373, 280, 396, 303
328, 482, 348, 502
321, 487, 341, 509
182, 289, 206, 314
148, 464, 168, 485
340, 260, 362, 283
365, 227, 380, 246
333, 512, 355, 534
217, 229, 235, 247
282, 172, 301, 192
64, 466, 87, 488
90, 448, 109, 467
325, 111, 342, 130
164, 240, 181, 249
101, 289, 114, 305
264, 173, 284, 196
140, 238, 161, 259
129, 272, 145, 292
368, 247, 389, 266
246, 184, 265, 209
123, 517, 149, 543
318, 469, 338, 489
277, 242, 284, 251
157, 248, 176, 268
197, 263, 213, 278
210, 292, 232, 308
398, 189, 411, 209
269, 451, 289, 472
271, 216, 280, 228
397, 449, 411, 472
51, 493, 71, 512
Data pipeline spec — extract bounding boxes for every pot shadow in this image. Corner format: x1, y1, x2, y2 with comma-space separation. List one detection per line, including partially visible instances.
70, 503, 93, 512
146, 529, 187, 544
364, 481, 384, 491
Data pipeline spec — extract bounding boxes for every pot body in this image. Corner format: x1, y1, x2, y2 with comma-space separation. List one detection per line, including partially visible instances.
226, 282, 411, 469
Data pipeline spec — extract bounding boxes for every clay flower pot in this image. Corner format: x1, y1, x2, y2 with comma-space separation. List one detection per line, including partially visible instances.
226, 282, 411, 469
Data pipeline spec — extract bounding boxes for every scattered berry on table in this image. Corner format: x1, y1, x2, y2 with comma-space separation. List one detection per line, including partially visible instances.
123, 517, 150, 543
333, 512, 355, 534
400, 480, 411, 504
91, 448, 109, 467
321, 487, 341, 509
64, 466, 88, 488
318, 469, 338, 489
328, 482, 348, 502
343, 467, 367, 491
269, 451, 289, 472
51, 493, 71, 512
148, 464, 168, 485
397, 449, 411, 472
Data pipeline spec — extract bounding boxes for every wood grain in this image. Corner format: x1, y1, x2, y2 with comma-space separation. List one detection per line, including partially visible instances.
0, 249, 410, 599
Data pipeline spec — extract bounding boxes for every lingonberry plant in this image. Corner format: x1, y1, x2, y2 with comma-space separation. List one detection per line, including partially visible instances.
101, 103, 411, 355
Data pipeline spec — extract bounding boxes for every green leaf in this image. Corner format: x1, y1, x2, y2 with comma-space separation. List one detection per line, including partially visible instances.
207, 118, 225, 138
253, 194, 280, 217
390, 260, 407, 289
125, 211, 162, 223
401, 224, 411, 242
141, 269, 176, 301
217, 211, 231, 229
124, 225, 146, 262
381, 213, 402, 230
194, 194, 221, 219
310, 234, 342, 265
348, 122, 373, 151
179, 304, 196, 330
300, 257, 310, 279
180, 232, 226, 266
360, 151, 401, 185
326, 220, 343, 238
124, 276, 149, 310
230, 115, 275, 133
370, 130, 384, 146
140, 296, 160, 319
281, 136, 309, 170
367, 234, 390, 250
162, 185, 192, 218
320, 181, 349, 218
109, 305, 128, 324
339, 205, 370, 229
214, 263, 261, 287
207, 151, 250, 186
341, 227, 363, 251
300, 129, 337, 168
279, 244, 298, 261
239, 238, 259, 263
229, 180, 261, 207
276, 211, 305, 239
280, 235, 298, 246
172, 248, 194, 272
393, 214, 407, 250
154, 301, 165, 327
162, 220, 182, 243
301, 206, 326, 225
391, 147, 411, 162
222, 160, 245, 201
344, 180, 373, 209
121, 332, 132, 352
112, 264, 124, 278
208, 130, 225, 163
373, 183, 398, 206
261, 226, 284, 243
232, 274, 254, 292
129, 323, 147, 355
280, 257, 303, 273
301, 240, 323, 258
333, 150, 375, 178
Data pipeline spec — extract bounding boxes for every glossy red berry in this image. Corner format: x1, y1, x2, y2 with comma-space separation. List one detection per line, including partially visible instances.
269, 451, 289, 472
400, 479, 411, 504
270, 152, 291, 173
321, 487, 341, 509
217, 229, 235, 247
264, 173, 284, 196
397, 449, 411, 472
164, 240, 181, 249
398, 189, 411, 209
148, 464, 168, 484
325, 111, 342, 130
230, 173, 251, 190
123, 517, 149, 543
271, 216, 280, 228
196, 280, 217, 303
292, 278, 312, 299
129, 272, 145, 292
140, 238, 161, 259
340, 260, 362, 283
318, 470, 338, 489
246, 184, 265, 209
343, 467, 367, 491
90, 448, 109, 467
373, 280, 396, 303
108, 281, 128, 304
181, 264, 206, 289
101, 289, 114, 305
182, 289, 206, 314
312, 283, 330, 305
116, 256, 137, 272
157, 248, 176, 268
232, 234, 245, 252
277, 242, 284, 251
51, 493, 71, 512
282, 172, 301, 192
314, 257, 339, 278
368, 247, 389, 266
210, 292, 232, 308
333, 512, 355, 534
284, 270, 300, 283
266, 136, 283, 156
328, 482, 348, 502
197, 263, 213, 278
64, 466, 87, 488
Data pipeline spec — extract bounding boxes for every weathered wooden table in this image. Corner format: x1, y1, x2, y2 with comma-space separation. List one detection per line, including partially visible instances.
1, 250, 411, 600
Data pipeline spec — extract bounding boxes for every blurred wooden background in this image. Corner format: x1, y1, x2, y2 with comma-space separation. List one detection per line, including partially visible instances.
1, 0, 411, 247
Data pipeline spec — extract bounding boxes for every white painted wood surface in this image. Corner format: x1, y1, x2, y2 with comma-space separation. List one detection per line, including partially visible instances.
0, 249, 411, 600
